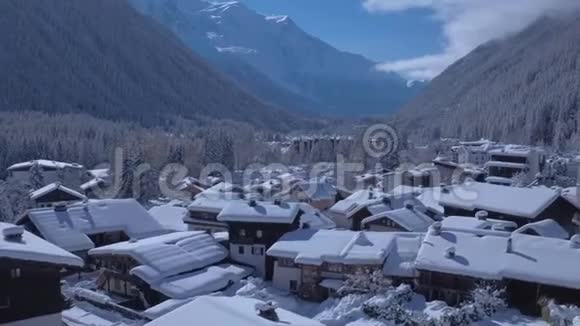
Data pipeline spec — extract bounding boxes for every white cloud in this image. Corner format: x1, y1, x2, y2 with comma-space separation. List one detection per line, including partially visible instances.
364, 0, 580, 80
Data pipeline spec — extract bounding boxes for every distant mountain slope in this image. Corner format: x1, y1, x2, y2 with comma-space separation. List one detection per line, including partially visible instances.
396, 14, 580, 149
130, 0, 420, 116
0, 0, 303, 130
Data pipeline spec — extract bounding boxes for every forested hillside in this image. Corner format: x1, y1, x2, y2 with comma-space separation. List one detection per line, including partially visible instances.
395, 14, 580, 150
0, 0, 307, 130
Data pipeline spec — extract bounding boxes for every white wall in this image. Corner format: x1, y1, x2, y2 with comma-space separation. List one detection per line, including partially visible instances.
3, 313, 61, 326
272, 262, 301, 291
230, 244, 266, 277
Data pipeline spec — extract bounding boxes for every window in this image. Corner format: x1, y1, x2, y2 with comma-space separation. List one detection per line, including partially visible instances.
289, 280, 298, 291
10, 268, 21, 279
238, 245, 245, 255
256, 230, 263, 238
239, 229, 246, 237
278, 258, 295, 267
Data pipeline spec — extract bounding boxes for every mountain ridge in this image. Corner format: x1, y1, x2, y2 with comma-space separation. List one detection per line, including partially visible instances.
0, 0, 308, 131
130, 0, 421, 117
394, 13, 580, 149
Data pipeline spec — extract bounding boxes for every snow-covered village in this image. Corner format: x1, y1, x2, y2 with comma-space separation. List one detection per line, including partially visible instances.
3, 1, 580, 326
3, 136, 580, 326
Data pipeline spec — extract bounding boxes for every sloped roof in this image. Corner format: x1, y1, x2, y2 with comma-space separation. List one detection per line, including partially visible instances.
30, 182, 86, 201
8, 159, 84, 171
439, 182, 559, 218
0, 222, 83, 267
218, 201, 299, 224
514, 219, 569, 239
89, 231, 228, 284
27, 199, 166, 252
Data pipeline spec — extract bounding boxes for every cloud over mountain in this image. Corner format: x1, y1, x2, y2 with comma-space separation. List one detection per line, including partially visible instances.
363, 0, 580, 79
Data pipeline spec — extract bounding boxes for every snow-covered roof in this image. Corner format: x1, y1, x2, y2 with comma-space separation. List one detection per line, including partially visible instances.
416, 227, 580, 289
217, 201, 299, 224
87, 168, 109, 179
0, 222, 83, 267
514, 219, 569, 239
26, 199, 166, 252
485, 176, 514, 185
80, 178, 105, 191
148, 204, 188, 232
187, 197, 235, 214
383, 233, 424, 278
439, 182, 559, 218
362, 205, 434, 232
30, 182, 86, 201
195, 182, 243, 200
8, 159, 84, 171
145, 296, 324, 326
150, 264, 252, 299
416, 187, 445, 215
90, 231, 227, 284
441, 216, 517, 232
328, 189, 383, 217
267, 229, 397, 266
298, 203, 336, 230
561, 187, 580, 210
319, 279, 343, 290
488, 145, 538, 157
484, 161, 527, 169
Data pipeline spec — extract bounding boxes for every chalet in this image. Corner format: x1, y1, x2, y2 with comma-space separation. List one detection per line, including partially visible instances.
432, 158, 486, 185
17, 199, 166, 259
28, 182, 86, 208
7, 159, 85, 189
267, 229, 423, 301
327, 189, 384, 230
0, 223, 84, 325
89, 231, 251, 309
217, 200, 301, 280
416, 224, 580, 315
145, 296, 324, 326
195, 182, 245, 200
362, 200, 435, 232
485, 145, 545, 185
439, 182, 578, 232
274, 179, 337, 210
184, 197, 235, 232
454, 139, 497, 166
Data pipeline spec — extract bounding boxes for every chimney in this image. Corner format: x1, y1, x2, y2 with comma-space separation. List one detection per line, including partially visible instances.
445, 247, 456, 259
431, 222, 442, 235
506, 238, 513, 253
571, 234, 580, 249
248, 199, 257, 207
476, 210, 488, 221
255, 301, 279, 322
273, 199, 282, 206
368, 191, 374, 200
404, 200, 414, 210
3, 225, 24, 242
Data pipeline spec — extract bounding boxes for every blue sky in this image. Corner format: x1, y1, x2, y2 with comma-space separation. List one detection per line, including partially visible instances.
240, 0, 444, 63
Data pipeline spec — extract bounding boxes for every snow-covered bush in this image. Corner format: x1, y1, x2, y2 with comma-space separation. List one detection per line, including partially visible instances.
362, 284, 434, 326
315, 294, 372, 326
337, 269, 392, 297
439, 283, 506, 326
547, 300, 580, 326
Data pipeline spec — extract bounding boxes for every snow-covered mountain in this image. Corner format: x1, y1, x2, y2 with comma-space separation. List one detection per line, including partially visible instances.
130, 0, 421, 116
